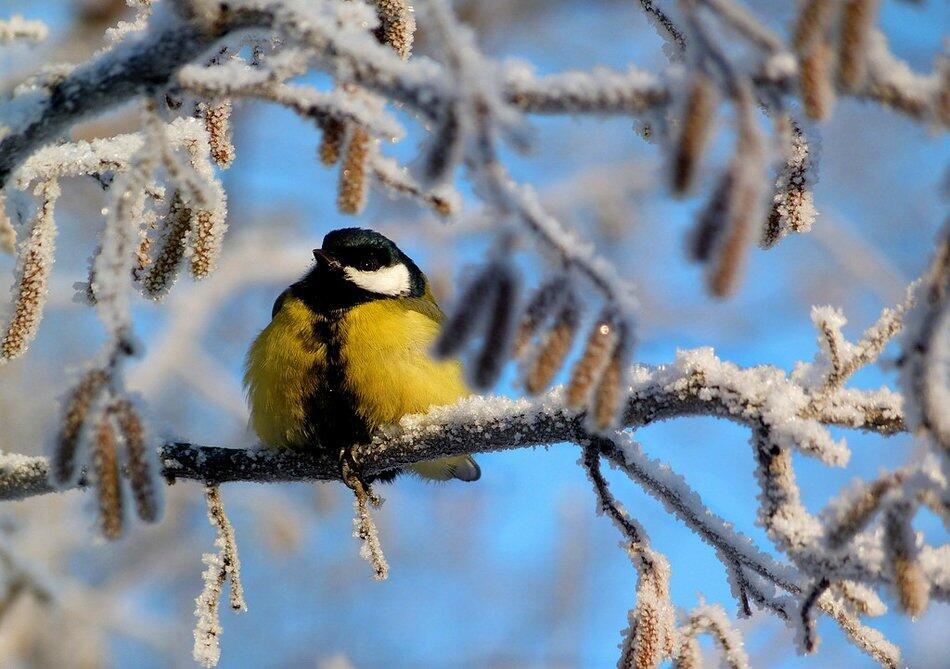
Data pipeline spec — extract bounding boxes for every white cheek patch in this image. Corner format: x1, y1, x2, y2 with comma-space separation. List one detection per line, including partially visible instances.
343, 263, 412, 297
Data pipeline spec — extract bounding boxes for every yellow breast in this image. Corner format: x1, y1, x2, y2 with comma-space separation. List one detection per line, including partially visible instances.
244, 296, 325, 448
341, 298, 468, 429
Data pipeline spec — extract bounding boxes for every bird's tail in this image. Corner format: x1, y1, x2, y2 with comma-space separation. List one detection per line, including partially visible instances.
409, 456, 480, 482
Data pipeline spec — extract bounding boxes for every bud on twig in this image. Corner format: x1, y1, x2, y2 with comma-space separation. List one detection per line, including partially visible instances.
762, 118, 816, 249
591, 321, 631, 430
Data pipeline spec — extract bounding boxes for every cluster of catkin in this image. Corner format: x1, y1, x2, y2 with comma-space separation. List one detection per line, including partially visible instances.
51, 355, 162, 540
320, 0, 415, 215
794, 0, 881, 121
672, 67, 818, 296
436, 264, 633, 431
129, 106, 230, 298
617, 545, 751, 669
676, 75, 768, 298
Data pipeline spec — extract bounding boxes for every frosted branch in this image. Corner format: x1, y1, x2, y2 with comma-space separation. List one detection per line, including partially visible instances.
193, 485, 245, 669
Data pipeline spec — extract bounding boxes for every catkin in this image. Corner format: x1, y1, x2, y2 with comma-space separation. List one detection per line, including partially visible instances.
620, 551, 676, 669
592, 325, 629, 430
417, 108, 464, 187
337, 126, 372, 215
202, 99, 236, 169
318, 118, 346, 166
793, 0, 839, 121
143, 192, 191, 298
673, 72, 718, 195
826, 477, 895, 549
1, 180, 59, 361
793, 0, 837, 54
472, 264, 518, 389
673, 636, 702, 669
883, 502, 929, 617
372, 0, 416, 60
708, 169, 758, 297
190, 209, 223, 279
566, 310, 618, 409
113, 399, 161, 523
92, 410, 124, 541
800, 40, 837, 121
513, 275, 570, 357
838, 0, 879, 91
53, 368, 109, 486
433, 267, 497, 358
708, 83, 765, 298
690, 171, 732, 263
524, 291, 579, 394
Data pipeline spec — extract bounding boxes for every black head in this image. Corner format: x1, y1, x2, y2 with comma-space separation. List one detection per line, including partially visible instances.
294, 228, 426, 311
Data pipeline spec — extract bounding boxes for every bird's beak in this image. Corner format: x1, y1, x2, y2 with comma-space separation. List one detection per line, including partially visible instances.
313, 249, 340, 270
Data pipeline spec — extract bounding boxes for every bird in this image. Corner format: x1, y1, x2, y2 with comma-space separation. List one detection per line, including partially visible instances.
243, 227, 480, 483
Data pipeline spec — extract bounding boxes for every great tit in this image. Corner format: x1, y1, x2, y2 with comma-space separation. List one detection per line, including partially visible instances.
244, 227, 480, 482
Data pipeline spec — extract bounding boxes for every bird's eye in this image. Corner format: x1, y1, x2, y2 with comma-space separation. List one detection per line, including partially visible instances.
358, 257, 376, 271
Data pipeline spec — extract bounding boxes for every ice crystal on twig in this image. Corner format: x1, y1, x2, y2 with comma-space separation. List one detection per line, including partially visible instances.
761, 118, 817, 248
674, 603, 751, 669
193, 485, 246, 669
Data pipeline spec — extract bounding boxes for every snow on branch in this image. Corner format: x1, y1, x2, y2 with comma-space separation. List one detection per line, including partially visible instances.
0, 337, 938, 666
0, 16, 49, 45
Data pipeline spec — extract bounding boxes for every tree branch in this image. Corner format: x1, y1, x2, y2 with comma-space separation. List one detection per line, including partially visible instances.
3, 1, 943, 191
0, 5, 271, 187
1, 349, 904, 497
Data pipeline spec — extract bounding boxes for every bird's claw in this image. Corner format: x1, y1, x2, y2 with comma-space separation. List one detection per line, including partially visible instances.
339, 447, 381, 508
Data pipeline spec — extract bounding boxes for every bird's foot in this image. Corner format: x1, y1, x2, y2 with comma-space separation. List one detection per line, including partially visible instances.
339, 447, 381, 509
